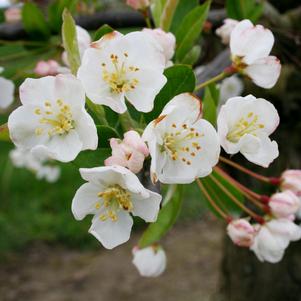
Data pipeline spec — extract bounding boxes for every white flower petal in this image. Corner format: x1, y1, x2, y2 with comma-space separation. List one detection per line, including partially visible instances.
80, 166, 148, 197
245, 56, 281, 89
19, 76, 56, 105
131, 190, 161, 222
242, 136, 278, 168
0, 77, 14, 109
73, 108, 98, 150
44, 130, 83, 162
72, 182, 103, 220
89, 211, 133, 249
125, 68, 167, 112
230, 19, 274, 64
8, 105, 48, 149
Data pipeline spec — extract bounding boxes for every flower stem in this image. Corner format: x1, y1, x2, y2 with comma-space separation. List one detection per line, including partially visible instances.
214, 167, 270, 213
208, 174, 265, 224
219, 156, 271, 183
196, 178, 231, 221
86, 98, 108, 125
194, 65, 237, 92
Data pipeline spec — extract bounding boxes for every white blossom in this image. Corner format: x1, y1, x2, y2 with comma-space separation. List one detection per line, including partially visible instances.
217, 95, 279, 167
143, 93, 220, 184
250, 219, 301, 263
216, 18, 239, 44
142, 28, 176, 66
0, 67, 14, 109
219, 75, 243, 105
72, 166, 162, 249
230, 19, 281, 89
9, 147, 61, 183
8, 74, 98, 162
132, 245, 166, 277
77, 31, 167, 113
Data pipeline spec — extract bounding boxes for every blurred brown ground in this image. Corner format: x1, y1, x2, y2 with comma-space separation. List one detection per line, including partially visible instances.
0, 216, 223, 301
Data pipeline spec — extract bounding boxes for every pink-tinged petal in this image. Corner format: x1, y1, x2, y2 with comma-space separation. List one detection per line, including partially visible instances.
230, 19, 274, 64
127, 150, 145, 173
123, 130, 149, 156
104, 155, 127, 167
245, 56, 281, 89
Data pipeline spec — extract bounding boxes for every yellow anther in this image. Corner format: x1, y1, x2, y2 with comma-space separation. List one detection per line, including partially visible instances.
96, 185, 133, 222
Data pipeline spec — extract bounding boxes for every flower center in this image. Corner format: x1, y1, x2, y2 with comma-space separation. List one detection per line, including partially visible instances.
232, 55, 248, 71
96, 184, 133, 222
227, 112, 265, 143
102, 52, 139, 94
34, 100, 74, 137
162, 123, 203, 166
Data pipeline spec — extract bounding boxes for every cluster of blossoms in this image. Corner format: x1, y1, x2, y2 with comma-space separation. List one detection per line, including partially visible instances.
4, 9, 299, 277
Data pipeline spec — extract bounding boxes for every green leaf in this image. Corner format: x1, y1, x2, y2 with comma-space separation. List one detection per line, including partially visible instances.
160, 0, 179, 32
170, 0, 198, 34
175, 1, 211, 63
151, 0, 167, 28
138, 185, 183, 248
48, 0, 77, 33
94, 24, 114, 41
203, 84, 219, 126
0, 124, 10, 142
22, 2, 50, 40
226, 0, 263, 22
62, 9, 80, 75
202, 171, 244, 217
96, 125, 120, 148
181, 45, 201, 66
72, 148, 111, 168
145, 64, 196, 122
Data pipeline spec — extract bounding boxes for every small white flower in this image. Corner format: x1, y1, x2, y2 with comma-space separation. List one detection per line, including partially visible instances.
0, 67, 14, 109
142, 28, 176, 66
71, 166, 162, 249
250, 219, 301, 263
36, 165, 61, 183
8, 74, 98, 162
132, 245, 167, 277
230, 19, 281, 89
216, 18, 239, 44
143, 93, 220, 184
77, 31, 167, 113
9, 147, 61, 183
217, 95, 279, 167
62, 25, 91, 66
219, 75, 244, 105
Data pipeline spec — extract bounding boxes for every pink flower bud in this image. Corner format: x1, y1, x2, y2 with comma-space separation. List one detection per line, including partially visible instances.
34, 60, 60, 76
105, 131, 149, 173
142, 28, 176, 64
4, 7, 21, 23
269, 190, 301, 218
227, 219, 255, 247
126, 0, 150, 10
281, 170, 301, 196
